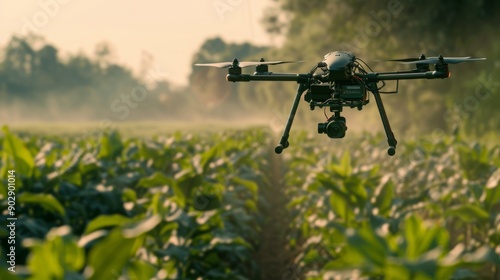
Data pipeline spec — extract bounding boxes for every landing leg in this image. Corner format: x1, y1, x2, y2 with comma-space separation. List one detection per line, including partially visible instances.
275, 84, 307, 154
371, 84, 398, 156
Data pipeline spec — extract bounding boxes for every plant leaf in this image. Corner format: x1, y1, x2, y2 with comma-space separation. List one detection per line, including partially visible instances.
19, 193, 65, 216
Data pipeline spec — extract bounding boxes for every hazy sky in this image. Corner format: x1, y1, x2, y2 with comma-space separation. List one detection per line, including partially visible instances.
0, 0, 275, 86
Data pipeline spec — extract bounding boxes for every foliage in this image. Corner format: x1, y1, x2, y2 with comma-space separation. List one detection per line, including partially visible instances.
0, 127, 270, 279
282, 132, 500, 279
1, 126, 498, 279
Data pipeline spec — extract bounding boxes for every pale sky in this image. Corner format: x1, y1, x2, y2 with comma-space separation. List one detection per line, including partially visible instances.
0, 0, 276, 86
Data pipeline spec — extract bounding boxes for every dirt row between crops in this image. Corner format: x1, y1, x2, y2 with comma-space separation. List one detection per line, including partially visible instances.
254, 144, 302, 280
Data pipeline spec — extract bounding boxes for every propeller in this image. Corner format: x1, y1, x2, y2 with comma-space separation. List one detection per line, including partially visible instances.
195, 59, 300, 68
240, 60, 299, 67
380, 55, 485, 64
402, 57, 486, 64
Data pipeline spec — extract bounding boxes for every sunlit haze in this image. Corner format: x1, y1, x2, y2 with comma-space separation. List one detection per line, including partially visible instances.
0, 0, 275, 86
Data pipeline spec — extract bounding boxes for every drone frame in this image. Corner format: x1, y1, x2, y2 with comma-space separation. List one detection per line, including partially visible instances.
197, 54, 484, 156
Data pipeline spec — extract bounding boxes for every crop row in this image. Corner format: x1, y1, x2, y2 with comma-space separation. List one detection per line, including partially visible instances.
0, 127, 270, 279
282, 132, 500, 279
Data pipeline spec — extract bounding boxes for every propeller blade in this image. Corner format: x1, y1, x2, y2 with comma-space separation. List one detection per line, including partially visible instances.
239, 60, 301, 68
194, 62, 234, 68
379, 56, 471, 63
379, 57, 424, 62
195, 60, 301, 69
401, 57, 486, 64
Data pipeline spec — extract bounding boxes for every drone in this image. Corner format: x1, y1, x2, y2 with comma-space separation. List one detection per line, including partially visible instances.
195, 52, 485, 156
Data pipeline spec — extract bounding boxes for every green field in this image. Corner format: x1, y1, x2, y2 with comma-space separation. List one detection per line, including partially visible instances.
1, 124, 499, 279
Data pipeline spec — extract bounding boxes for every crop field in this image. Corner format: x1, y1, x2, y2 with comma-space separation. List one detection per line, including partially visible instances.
0, 125, 499, 279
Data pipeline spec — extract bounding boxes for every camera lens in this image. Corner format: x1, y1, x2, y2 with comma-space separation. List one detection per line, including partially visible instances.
326, 120, 346, 138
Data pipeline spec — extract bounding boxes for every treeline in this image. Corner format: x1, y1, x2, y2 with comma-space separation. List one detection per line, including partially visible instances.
0, 36, 193, 122
0, 35, 271, 123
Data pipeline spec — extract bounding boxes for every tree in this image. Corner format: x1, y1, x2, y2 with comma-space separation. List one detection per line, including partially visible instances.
189, 37, 268, 111
33, 44, 60, 90
2, 36, 36, 94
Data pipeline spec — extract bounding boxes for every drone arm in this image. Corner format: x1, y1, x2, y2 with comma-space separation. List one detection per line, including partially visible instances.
375, 69, 424, 75
226, 73, 310, 83
356, 70, 449, 81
